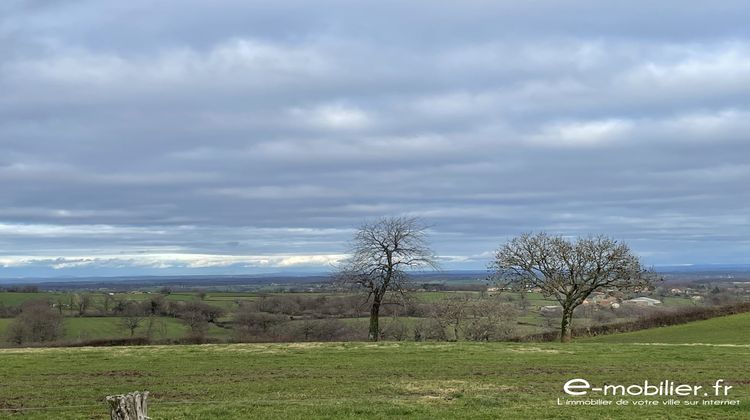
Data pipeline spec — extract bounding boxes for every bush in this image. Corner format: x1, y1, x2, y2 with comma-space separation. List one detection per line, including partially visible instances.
233, 309, 288, 341
7, 299, 64, 345
381, 318, 409, 341
141, 295, 168, 316
0, 303, 21, 318
275, 318, 357, 342
592, 309, 617, 324
254, 294, 366, 318
421, 319, 449, 341
172, 301, 225, 323
464, 318, 516, 342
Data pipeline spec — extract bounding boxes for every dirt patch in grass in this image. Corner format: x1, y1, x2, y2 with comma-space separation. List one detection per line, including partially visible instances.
0, 396, 30, 410
396, 379, 514, 402
200, 344, 286, 354
284, 342, 334, 350
98, 370, 149, 377
508, 346, 571, 354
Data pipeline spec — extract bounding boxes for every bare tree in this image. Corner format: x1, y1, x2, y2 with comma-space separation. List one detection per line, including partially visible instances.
54, 296, 67, 315
179, 308, 209, 339
517, 292, 531, 311
7, 299, 64, 345
233, 305, 286, 341
195, 289, 208, 301
464, 297, 518, 341
431, 295, 469, 341
144, 315, 167, 339
172, 301, 225, 340
335, 217, 438, 341
120, 304, 145, 337
490, 232, 657, 342
382, 317, 409, 341
74, 294, 92, 316
143, 294, 167, 316
101, 293, 113, 314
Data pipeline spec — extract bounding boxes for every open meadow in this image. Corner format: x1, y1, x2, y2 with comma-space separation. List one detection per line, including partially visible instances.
1, 312, 749, 419
582, 311, 750, 344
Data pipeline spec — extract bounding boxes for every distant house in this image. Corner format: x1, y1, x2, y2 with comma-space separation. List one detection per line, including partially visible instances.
623, 297, 662, 306
580, 292, 620, 309
597, 297, 620, 309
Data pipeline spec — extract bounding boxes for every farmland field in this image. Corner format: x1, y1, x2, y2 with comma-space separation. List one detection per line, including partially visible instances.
1, 314, 749, 419
582, 312, 750, 344
0, 292, 67, 306
0, 316, 232, 342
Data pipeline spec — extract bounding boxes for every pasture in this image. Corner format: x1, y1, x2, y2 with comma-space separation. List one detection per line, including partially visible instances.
583, 311, 750, 344
0, 298, 748, 418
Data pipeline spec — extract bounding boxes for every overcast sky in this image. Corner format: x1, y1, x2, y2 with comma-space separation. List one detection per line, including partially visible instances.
1, 1, 750, 277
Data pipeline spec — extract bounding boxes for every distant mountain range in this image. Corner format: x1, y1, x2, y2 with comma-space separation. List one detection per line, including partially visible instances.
2, 265, 750, 290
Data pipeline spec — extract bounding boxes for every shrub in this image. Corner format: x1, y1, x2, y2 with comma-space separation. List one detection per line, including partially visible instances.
381, 318, 409, 341
7, 299, 64, 345
233, 309, 288, 341
276, 318, 357, 342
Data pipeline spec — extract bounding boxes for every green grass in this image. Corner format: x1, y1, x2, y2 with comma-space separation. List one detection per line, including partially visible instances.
415, 291, 481, 302
1, 312, 749, 418
63, 317, 189, 340
0, 292, 66, 306
582, 312, 750, 344
0, 317, 233, 343
0, 341, 747, 419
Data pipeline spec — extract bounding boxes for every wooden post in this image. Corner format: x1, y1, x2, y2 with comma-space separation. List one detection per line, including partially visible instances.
105, 391, 150, 420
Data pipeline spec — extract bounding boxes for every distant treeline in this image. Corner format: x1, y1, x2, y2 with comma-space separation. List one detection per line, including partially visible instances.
1, 286, 39, 293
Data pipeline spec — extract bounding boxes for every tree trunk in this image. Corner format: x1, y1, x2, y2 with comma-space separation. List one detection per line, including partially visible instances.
105, 391, 149, 420
368, 300, 381, 341
560, 308, 573, 343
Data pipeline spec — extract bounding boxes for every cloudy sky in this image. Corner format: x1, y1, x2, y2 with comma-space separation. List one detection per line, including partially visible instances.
1, 1, 750, 277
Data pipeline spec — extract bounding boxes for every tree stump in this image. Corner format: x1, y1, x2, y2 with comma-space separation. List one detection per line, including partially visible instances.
105, 391, 150, 420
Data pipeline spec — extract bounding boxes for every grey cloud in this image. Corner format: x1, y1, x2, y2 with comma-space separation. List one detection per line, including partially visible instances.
1, 1, 750, 276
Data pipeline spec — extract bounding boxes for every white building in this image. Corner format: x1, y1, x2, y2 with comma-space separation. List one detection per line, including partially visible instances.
623, 297, 662, 306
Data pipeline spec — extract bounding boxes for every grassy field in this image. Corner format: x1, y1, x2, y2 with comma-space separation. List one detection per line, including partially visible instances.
0, 292, 67, 306
63, 317, 194, 341
582, 312, 750, 344
1, 313, 749, 419
0, 290, 694, 312
0, 316, 233, 343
